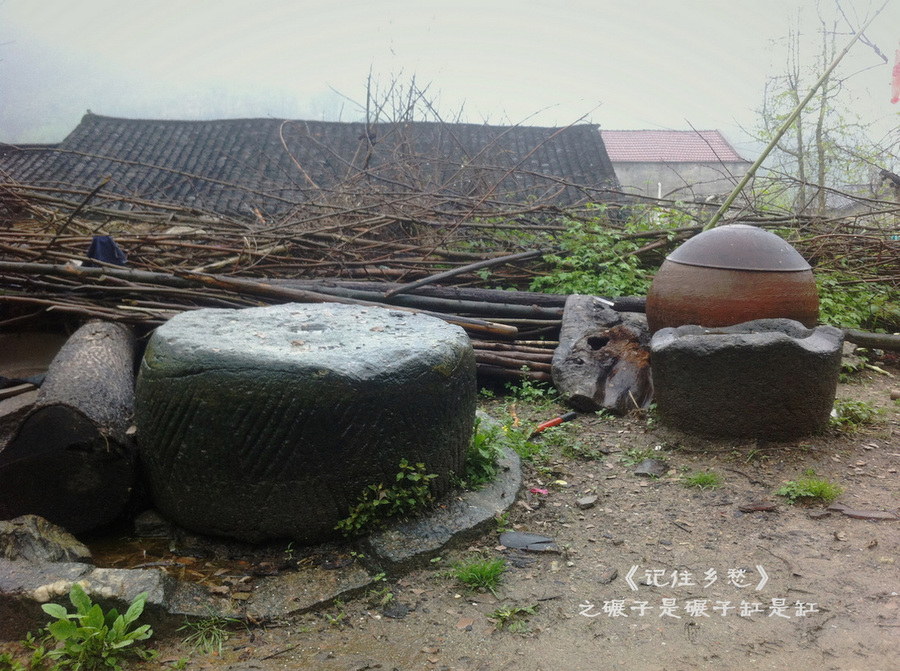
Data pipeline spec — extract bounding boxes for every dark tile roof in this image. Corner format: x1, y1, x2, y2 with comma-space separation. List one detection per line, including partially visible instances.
1, 114, 619, 219
600, 130, 748, 163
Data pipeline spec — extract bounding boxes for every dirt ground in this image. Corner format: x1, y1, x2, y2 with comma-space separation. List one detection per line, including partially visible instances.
7, 358, 900, 671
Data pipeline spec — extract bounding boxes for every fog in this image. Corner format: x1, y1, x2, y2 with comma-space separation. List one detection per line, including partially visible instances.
1, 0, 896, 157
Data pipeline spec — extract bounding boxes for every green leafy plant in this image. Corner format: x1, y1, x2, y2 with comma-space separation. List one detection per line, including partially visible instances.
830, 399, 884, 431
776, 471, 843, 504
816, 272, 899, 332
682, 470, 724, 490
0, 651, 26, 671
500, 424, 550, 464
452, 557, 506, 597
454, 417, 504, 489
529, 216, 655, 299
505, 373, 557, 406
323, 600, 348, 628
618, 446, 658, 466
494, 511, 512, 534
365, 573, 394, 608
335, 459, 438, 536
39, 583, 156, 671
178, 609, 241, 656
489, 604, 538, 633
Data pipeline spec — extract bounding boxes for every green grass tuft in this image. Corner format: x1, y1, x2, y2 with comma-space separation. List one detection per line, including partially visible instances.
682, 470, 723, 490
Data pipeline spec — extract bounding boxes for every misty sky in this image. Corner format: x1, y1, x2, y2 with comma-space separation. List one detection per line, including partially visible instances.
0, 0, 896, 157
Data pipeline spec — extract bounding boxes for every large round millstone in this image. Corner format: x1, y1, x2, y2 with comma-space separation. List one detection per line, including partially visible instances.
135, 303, 476, 544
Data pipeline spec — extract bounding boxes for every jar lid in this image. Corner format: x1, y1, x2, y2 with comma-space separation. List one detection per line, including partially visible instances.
667, 224, 811, 272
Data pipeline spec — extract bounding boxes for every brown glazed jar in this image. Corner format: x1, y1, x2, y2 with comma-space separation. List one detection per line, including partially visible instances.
646, 224, 819, 334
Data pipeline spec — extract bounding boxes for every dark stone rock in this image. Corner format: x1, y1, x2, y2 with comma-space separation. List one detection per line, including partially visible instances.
634, 459, 669, 477
576, 496, 598, 510
133, 509, 173, 539
552, 295, 653, 413
650, 318, 843, 439
136, 303, 476, 545
0, 559, 175, 641
0, 515, 92, 563
383, 601, 410, 618
498, 531, 558, 552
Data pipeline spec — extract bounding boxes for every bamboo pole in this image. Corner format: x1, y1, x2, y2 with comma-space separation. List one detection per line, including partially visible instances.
703, 3, 888, 231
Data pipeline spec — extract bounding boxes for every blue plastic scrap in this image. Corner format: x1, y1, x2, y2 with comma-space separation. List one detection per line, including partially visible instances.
85, 235, 127, 267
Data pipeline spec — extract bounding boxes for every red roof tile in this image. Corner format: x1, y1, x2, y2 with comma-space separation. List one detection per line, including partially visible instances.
600, 130, 747, 163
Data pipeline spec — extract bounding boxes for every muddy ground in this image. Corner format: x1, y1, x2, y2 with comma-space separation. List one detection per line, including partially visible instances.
6, 360, 900, 671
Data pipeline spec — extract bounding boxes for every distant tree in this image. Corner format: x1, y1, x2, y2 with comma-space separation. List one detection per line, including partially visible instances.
753, 3, 889, 215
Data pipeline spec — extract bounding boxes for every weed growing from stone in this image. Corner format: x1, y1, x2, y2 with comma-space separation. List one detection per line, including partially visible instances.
178, 609, 241, 656
453, 557, 506, 597
776, 471, 843, 504
365, 573, 394, 608
335, 459, 438, 537
454, 417, 504, 489
682, 470, 724, 490
501, 424, 551, 464
38, 583, 157, 670
323, 600, 348, 628
830, 399, 884, 431
489, 604, 538, 633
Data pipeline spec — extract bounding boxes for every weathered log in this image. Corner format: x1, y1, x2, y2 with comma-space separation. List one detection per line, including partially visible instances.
470, 340, 558, 354
474, 351, 553, 373
276, 282, 565, 320
0, 321, 138, 534
843, 329, 900, 352
473, 348, 554, 363
552, 294, 653, 413
476, 364, 552, 383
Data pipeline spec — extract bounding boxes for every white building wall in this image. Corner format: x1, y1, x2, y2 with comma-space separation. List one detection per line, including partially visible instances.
612, 161, 751, 200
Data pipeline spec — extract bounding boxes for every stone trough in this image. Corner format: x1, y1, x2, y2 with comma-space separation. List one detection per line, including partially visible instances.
650, 318, 844, 439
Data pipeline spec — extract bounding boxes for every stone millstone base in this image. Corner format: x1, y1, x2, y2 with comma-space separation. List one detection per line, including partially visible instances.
650, 318, 843, 439
135, 303, 476, 544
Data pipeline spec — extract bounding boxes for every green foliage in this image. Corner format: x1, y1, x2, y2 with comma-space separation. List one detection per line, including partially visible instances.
500, 424, 550, 465
178, 609, 241, 656
364, 573, 395, 608
0, 652, 27, 671
830, 399, 884, 431
682, 471, 724, 491
323, 599, 348, 628
335, 459, 438, 537
38, 583, 156, 671
561, 440, 604, 461
529, 216, 653, 298
618, 446, 658, 466
489, 604, 538, 633
504, 374, 557, 406
494, 511, 512, 534
776, 472, 843, 504
452, 557, 506, 597
816, 273, 899, 331
454, 417, 504, 489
